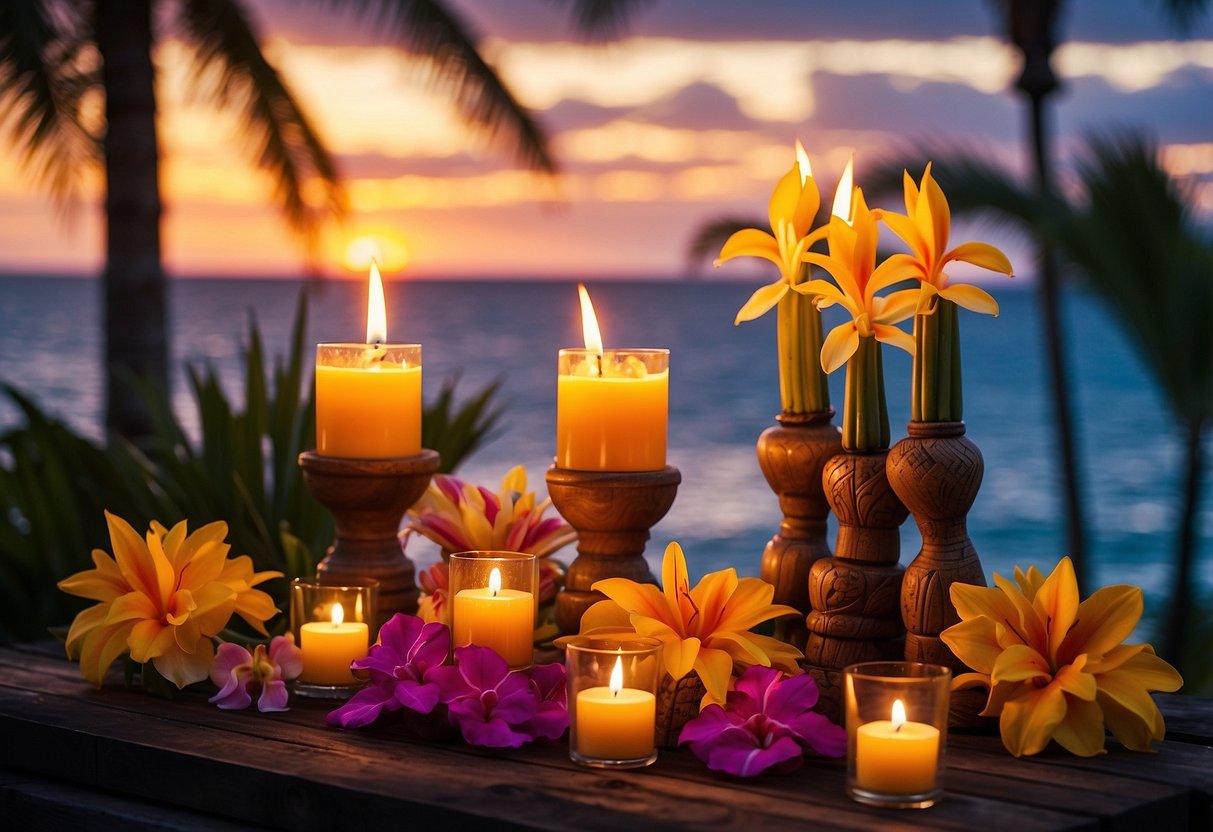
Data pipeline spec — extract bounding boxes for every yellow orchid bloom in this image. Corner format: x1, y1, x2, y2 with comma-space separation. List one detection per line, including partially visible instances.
795, 187, 920, 374
941, 557, 1182, 757
718, 141, 829, 324
879, 162, 1014, 315
573, 541, 803, 706
58, 511, 282, 689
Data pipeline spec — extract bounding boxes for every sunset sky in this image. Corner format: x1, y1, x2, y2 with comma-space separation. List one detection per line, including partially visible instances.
0, 0, 1210, 279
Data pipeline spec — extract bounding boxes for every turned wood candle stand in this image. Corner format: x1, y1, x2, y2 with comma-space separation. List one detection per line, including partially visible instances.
298, 449, 440, 630
546, 465, 681, 635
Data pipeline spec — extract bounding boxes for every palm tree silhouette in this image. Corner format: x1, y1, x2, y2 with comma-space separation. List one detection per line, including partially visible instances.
0, 0, 555, 441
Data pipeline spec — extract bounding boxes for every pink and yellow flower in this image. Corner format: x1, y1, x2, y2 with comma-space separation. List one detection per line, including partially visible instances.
209, 635, 302, 712
572, 541, 803, 707
58, 511, 281, 688
941, 557, 1182, 757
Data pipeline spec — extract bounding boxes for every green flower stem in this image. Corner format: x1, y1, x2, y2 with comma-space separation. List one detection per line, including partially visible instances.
843, 334, 890, 451
913, 298, 963, 422
777, 273, 830, 415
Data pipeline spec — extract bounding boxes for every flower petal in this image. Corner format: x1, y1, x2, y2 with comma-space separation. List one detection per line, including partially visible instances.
999, 681, 1067, 756
1032, 556, 1080, 661
734, 280, 788, 324
326, 681, 400, 728
937, 283, 1000, 316
1050, 695, 1106, 757
820, 324, 859, 374
1059, 585, 1143, 667
945, 241, 1013, 275
991, 643, 1051, 686
694, 646, 737, 706
872, 323, 915, 357
941, 616, 1004, 675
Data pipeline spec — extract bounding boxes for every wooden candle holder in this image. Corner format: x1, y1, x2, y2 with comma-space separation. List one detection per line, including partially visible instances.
298, 449, 440, 630
546, 465, 681, 635
755, 410, 842, 649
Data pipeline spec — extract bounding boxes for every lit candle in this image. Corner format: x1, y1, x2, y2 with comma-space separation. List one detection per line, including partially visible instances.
855, 699, 941, 795
299, 603, 370, 686
575, 655, 657, 761
452, 567, 534, 668
556, 284, 668, 471
315, 261, 422, 458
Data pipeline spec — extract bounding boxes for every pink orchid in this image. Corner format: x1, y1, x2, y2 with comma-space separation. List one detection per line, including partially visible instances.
209, 635, 303, 713
679, 665, 845, 777
520, 661, 569, 742
427, 645, 545, 748
326, 614, 449, 729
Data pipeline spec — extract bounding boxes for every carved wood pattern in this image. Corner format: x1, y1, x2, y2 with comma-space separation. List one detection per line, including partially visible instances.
886, 421, 990, 727
653, 672, 707, 748
802, 450, 908, 721
298, 450, 440, 629
546, 466, 680, 635
755, 410, 842, 649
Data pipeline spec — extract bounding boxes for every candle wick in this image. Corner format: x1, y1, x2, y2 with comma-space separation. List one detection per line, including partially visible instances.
595, 353, 603, 378
894, 722, 902, 733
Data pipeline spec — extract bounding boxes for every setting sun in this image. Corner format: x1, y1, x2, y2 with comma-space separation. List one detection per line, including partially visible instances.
342, 233, 409, 275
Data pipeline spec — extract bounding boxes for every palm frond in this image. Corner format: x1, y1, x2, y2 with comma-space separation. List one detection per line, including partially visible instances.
0, 0, 100, 212
684, 216, 763, 270
557, 0, 655, 41
313, 0, 556, 175
177, 0, 346, 243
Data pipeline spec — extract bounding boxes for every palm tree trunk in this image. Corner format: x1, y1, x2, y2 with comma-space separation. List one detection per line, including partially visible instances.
1027, 92, 1088, 593
1164, 417, 1205, 667
95, 0, 167, 443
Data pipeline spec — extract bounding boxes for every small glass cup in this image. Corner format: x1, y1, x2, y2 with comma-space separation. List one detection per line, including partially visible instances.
844, 661, 951, 809
556, 348, 669, 472
566, 635, 663, 769
315, 342, 422, 459
448, 551, 538, 670
290, 578, 378, 699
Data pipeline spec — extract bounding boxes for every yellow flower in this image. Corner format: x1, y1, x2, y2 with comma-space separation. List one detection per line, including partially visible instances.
573, 541, 803, 706
58, 511, 282, 689
941, 557, 1182, 757
795, 187, 920, 373
718, 141, 830, 323
879, 163, 1014, 315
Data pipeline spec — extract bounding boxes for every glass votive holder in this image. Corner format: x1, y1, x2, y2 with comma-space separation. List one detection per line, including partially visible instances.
556, 348, 669, 471
314, 342, 422, 459
448, 551, 538, 670
844, 661, 951, 809
566, 635, 663, 769
290, 578, 378, 699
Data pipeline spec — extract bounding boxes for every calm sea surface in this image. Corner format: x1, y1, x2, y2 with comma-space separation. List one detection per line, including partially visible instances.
1, 276, 1209, 625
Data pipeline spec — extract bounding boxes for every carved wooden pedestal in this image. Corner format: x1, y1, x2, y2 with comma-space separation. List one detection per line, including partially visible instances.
546, 466, 681, 635
886, 421, 989, 727
803, 450, 908, 720
756, 410, 842, 650
298, 449, 440, 630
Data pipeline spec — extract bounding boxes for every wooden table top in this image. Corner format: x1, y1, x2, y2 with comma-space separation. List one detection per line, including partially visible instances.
1, 642, 1209, 831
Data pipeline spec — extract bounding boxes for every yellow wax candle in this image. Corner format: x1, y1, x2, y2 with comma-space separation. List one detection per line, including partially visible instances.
316, 360, 421, 457
855, 700, 941, 795
315, 261, 422, 459
299, 603, 369, 686
575, 657, 656, 760
452, 568, 534, 668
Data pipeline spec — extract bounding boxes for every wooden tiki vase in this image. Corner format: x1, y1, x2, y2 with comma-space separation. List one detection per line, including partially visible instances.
756, 410, 842, 649
886, 421, 989, 726
546, 466, 680, 635
654, 672, 707, 749
803, 450, 908, 720
298, 449, 440, 629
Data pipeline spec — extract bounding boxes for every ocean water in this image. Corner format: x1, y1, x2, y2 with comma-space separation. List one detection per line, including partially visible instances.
1, 276, 1209, 625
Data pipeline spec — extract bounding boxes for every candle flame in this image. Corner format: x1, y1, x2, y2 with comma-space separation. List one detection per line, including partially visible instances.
577, 283, 604, 359
332, 602, 345, 627
610, 655, 624, 697
831, 153, 856, 224
488, 567, 502, 597
891, 698, 907, 731
366, 260, 387, 344
795, 139, 812, 186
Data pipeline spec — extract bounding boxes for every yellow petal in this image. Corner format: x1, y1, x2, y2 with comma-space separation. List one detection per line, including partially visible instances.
940, 617, 1003, 674
65, 603, 110, 658
946, 241, 1013, 275
1051, 696, 1106, 756
688, 566, 739, 634
128, 618, 174, 663
57, 553, 128, 602
591, 577, 672, 627
937, 283, 1000, 316
1097, 687, 1164, 751
922, 165, 951, 260
500, 464, 527, 495
735, 631, 803, 673
718, 227, 781, 268
105, 511, 158, 602
1032, 557, 1080, 662
952, 671, 992, 691
152, 637, 215, 689
708, 630, 768, 666
999, 681, 1067, 757
950, 582, 1021, 632
768, 164, 804, 236
880, 210, 930, 265
661, 541, 697, 629
635, 615, 699, 681
1099, 648, 1182, 693
1059, 584, 1142, 666
991, 643, 1051, 685
1054, 658, 1097, 701
693, 646, 736, 707
734, 280, 788, 324
792, 278, 848, 309
1083, 643, 1146, 674
103, 591, 159, 626
791, 172, 821, 239
902, 168, 920, 215
873, 288, 920, 325
872, 323, 915, 357
866, 254, 923, 302
980, 680, 1023, 718
77, 621, 134, 688
820, 324, 859, 374
575, 599, 634, 634
992, 572, 1048, 654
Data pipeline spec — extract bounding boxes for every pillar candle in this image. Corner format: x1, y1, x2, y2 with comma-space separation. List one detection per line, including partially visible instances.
575, 656, 656, 760
452, 568, 534, 668
299, 603, 369, 686
855, 699, 941, 795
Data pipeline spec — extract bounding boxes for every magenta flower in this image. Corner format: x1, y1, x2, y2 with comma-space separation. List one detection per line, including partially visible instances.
521, 662, 569, 741
326, 614, 449, 729
428, 645, 541, 748
209, 635, 303, 713
679, 665, 846, 777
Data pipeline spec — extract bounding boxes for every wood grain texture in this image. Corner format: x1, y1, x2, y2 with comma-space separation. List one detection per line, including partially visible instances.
755, 411, 842, 649
1, 643, 1210, 831
546, 466, 680, 635
299, 449, 440, 627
